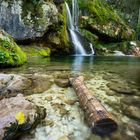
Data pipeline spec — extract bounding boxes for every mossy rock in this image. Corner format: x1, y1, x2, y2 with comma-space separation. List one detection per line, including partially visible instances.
39, 48, 51, 57
0, 29, 27, 67
78, 0, 135, 42
46, 3, 70, 54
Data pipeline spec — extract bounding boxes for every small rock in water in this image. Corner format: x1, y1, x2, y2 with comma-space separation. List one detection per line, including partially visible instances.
107, 82, 136, 95
54, 78, 70, 88
123, 106, 140, 120
121, 96, 140, 108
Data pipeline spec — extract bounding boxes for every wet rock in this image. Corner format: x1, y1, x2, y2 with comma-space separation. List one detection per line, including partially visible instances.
121, 96, 140, 108
0, 94, 46, 140
65, 99, 77, 105
107, 83, 136, 95
6, 75, 31, 92
0, 74, 31, 98
54, 78, 70, 88
27, 75, 53, 93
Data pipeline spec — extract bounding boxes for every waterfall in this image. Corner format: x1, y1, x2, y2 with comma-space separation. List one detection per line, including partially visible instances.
65, 0, 94, 55
89, 43, 95, 55
65, 1, 86, 55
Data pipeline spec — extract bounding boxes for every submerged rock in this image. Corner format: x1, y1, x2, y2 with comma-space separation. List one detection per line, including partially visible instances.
26, 74, 53, 94
107, 82, 136, 95
123, 106, 140, 121
121, 96, 140, 108
0, 94, 46, 140
54, 78, 70, 88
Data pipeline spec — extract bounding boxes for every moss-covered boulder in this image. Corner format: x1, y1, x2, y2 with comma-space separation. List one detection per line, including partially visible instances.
79, 0, 135, 43
0, 29, 27, 67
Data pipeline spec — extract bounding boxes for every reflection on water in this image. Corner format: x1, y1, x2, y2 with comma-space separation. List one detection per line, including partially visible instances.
72, 56, 84, 71
72, 56, 94, 72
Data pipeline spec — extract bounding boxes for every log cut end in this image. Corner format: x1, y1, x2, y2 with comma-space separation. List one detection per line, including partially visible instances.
91, 118, 117, 136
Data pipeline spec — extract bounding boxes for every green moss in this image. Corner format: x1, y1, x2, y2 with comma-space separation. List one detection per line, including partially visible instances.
0, 30, 27, 67
79, 28, 99, 44
78, 0, 123, 25
47, 3, 70, 53
57, 3, 69, 48
39, 48, 51, 57
20, 45, 51, 57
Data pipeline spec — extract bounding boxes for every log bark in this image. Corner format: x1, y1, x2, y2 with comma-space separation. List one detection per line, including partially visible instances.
69, 76, 117, 136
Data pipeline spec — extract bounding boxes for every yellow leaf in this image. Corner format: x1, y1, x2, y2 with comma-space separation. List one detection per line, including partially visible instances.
15, 112, 25, 125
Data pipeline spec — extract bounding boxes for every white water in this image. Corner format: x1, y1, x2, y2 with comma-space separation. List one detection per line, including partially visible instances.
69, 29, 86, 54
65, 0, 94, 55
65, 2, 74, 30
72, 0, 79, 29
89, 43, 95, 55
65, 0, 86, 55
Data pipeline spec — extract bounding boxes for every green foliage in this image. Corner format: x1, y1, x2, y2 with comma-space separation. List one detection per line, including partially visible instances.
78, 0, 124, 25
57, 4, 69, 48
0, 31, 27, 67
39, 48, 51, 57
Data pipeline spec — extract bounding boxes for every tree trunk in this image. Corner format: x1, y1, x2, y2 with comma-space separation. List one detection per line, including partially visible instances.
69, 76, 117, 136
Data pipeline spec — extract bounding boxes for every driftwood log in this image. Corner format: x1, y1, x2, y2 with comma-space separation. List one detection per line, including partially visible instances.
69, 76, 117, 136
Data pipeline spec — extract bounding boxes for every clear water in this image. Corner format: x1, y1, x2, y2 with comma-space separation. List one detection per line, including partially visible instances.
1, 56, 140, 140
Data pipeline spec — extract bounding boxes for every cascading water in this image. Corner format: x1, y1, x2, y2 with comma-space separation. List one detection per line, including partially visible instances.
65, 0, 95, 55
65, 2, 86, 55
89, 43, 95, 55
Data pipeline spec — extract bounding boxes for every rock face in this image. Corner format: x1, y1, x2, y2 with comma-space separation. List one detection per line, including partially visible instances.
0, 28, 27, 67
79, 0, 135, 43
0, 94, 46, 140
0, 0, 58, 41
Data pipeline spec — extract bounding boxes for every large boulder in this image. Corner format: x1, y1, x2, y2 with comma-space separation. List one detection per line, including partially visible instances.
0, 0, 58, 41
79, 0, 135, 43
0, 94, 46, 140
0, 28, 27, 67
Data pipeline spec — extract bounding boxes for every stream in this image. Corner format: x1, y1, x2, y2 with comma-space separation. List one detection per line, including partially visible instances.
0, 56, 140, 140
